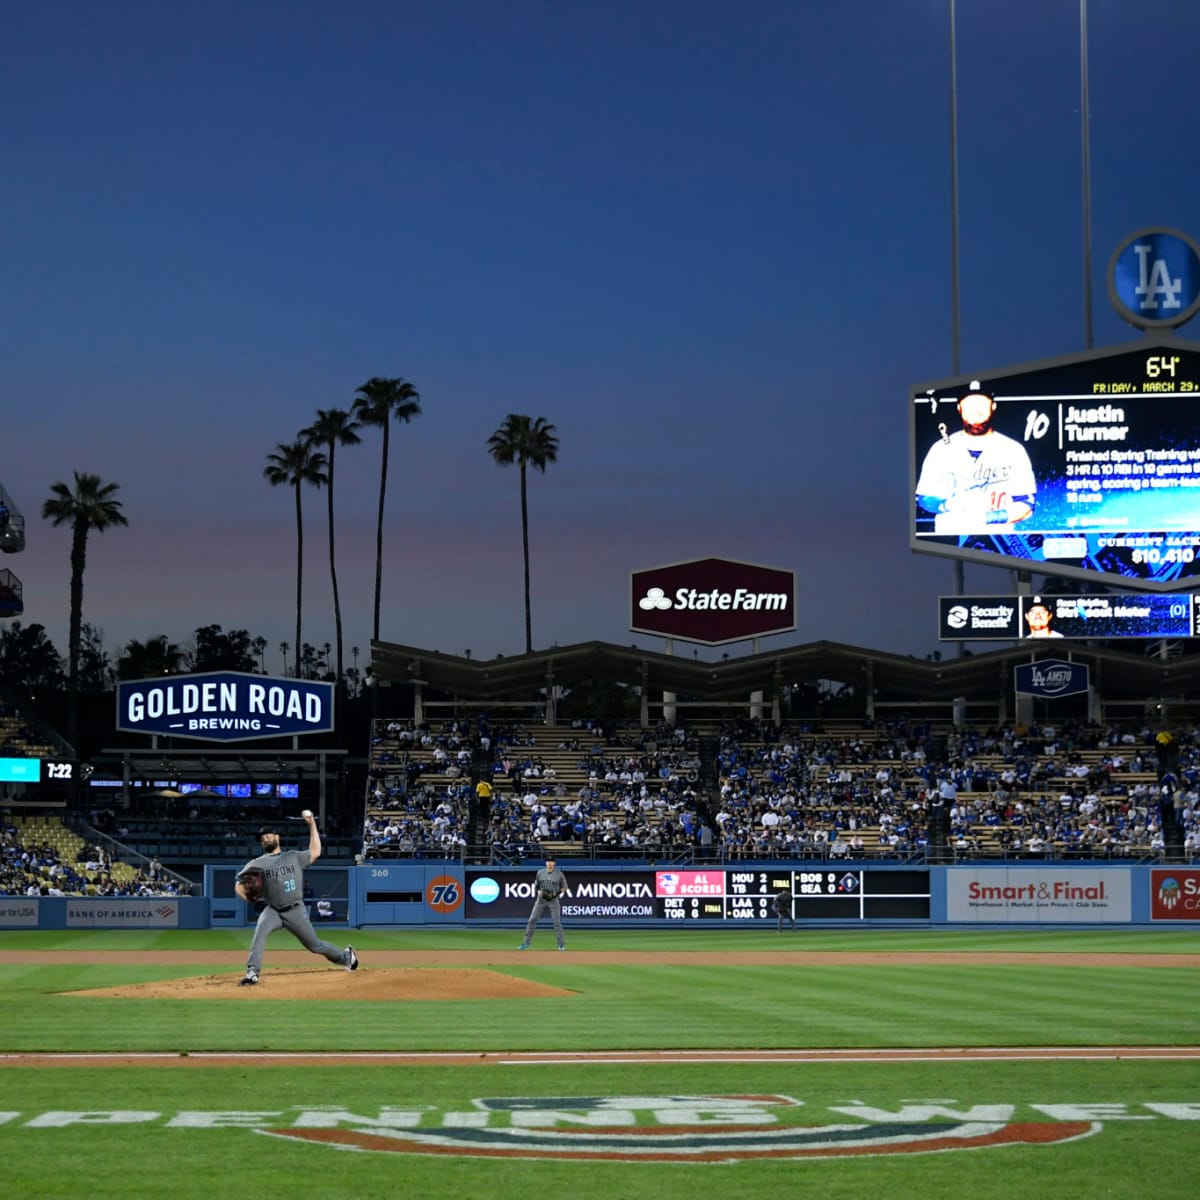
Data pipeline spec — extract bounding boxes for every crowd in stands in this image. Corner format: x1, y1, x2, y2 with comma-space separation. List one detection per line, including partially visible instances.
361, 715, 1199, 863
0, 815, 189, 897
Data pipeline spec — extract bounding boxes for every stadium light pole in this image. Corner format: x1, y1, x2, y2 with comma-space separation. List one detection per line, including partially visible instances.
948, 0, 968, 665
1080, 0, 1093, 350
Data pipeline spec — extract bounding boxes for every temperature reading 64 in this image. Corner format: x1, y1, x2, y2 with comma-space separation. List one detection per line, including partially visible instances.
1147, 355, 1180, 377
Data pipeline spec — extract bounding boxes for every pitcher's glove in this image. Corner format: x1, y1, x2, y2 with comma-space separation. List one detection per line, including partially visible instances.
238, 871, 265, 903
539, 888, 560, 901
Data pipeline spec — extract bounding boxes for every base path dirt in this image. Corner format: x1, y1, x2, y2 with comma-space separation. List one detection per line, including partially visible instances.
1, 1047, 1197, 1068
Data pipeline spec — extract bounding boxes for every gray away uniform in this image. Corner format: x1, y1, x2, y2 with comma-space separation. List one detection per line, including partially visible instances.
239, 848, 350, 975
519, 866, 569, 949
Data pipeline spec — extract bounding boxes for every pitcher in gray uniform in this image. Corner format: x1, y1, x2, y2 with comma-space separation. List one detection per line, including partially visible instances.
235, 812, 359, 986
518, 857, 570, 950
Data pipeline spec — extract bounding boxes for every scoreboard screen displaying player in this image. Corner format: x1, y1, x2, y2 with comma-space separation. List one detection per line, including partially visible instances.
910, 338, 1200, 590
465, 868, 930, 923
939, 592, 1200, 640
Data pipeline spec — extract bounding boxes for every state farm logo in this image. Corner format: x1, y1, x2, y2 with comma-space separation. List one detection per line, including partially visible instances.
637, 586, 786, 613
638, 587, 672, 611
630, 558, 795, 646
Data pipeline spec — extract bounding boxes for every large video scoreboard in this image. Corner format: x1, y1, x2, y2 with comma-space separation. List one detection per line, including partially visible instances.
910, 337, 1200, 590
465, 868, 930, 923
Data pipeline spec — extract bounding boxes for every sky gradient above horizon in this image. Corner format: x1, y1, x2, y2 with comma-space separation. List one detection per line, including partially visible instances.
5, 0, 1200, 676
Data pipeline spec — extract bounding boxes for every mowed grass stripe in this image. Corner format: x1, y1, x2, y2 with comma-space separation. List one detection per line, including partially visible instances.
3, 960, 1196, 1053
0, 928, 1197, 955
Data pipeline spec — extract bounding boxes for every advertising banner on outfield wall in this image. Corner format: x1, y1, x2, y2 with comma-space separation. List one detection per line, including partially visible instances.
465, 870, 657, 920
1150, 868, 1200, 920
0, 899, 39, 927
945, 867, 1131, 923
66, 900, 180, 928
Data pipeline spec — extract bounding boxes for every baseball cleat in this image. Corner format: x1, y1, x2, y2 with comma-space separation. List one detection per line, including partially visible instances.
344, 945, 359, 971
517, 943, 529, 950
239, 973, 258, 987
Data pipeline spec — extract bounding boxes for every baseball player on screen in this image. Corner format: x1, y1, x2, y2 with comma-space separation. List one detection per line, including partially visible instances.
518, 856, 570, 951
234, 810, 359, 986
916, 385, 1036, 534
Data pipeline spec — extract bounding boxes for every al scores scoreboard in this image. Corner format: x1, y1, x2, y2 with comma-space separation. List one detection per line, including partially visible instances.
464, 867, 931, 922
655, 867, 930, 920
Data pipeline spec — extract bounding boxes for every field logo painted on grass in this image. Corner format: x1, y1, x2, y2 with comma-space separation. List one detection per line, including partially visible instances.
257, 1094, 1102, 1161
13, 1098, 1200, 1159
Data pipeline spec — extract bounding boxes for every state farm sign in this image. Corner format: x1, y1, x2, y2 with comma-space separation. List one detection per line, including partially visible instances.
630, 558, 795, 646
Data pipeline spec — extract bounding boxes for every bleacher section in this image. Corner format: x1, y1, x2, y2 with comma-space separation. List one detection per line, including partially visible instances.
361, 717, 1197, 864
0, 707, 61, 760
0, 813, 189, 897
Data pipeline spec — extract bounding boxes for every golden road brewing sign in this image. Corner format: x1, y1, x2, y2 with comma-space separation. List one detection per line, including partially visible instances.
116, 671, 334, 743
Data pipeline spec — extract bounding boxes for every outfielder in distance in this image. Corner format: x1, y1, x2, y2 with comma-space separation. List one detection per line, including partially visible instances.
518, 856, 570, 951
916, 384, 1037, 535
235, 810, 358, 986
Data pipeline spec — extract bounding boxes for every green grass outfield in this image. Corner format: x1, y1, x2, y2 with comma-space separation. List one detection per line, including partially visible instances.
0, 927, 1196, 1198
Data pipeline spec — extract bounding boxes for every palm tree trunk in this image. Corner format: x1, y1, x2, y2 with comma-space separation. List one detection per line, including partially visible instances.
293, 482, 304, 677
373, 423, 390, 643
520, 462, 532, 653
66, 522, 87, 748
327, 451, 344, 691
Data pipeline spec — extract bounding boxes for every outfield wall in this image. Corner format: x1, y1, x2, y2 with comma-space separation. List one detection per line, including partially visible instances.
2, 862, 1195, 929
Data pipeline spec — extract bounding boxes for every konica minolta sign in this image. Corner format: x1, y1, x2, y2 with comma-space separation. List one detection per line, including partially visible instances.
116, 672, 335, 742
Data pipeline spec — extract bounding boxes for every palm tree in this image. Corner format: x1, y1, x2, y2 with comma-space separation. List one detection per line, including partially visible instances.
41, 472, 128, 747
486, 414, 559, 654
118, 635, 184, 680
301, 408, 361, 693
352, 377, 421, 643
264, 441, 327, 677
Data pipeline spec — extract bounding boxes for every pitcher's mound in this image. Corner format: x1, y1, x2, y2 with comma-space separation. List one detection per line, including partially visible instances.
70, 968, 575, 1002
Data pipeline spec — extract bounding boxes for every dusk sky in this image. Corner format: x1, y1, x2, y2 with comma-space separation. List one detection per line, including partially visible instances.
4, 1, 1200, 676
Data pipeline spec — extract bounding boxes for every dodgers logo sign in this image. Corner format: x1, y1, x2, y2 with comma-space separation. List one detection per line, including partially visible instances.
116, 672, 334, 742
1107, 228, 1200, 330
1013, 660, 1088, 698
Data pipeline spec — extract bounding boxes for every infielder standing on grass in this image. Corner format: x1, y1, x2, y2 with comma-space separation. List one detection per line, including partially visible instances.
235, 811, 358, 986
518, 856, 570, 950
915, 385, 1037, 535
